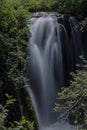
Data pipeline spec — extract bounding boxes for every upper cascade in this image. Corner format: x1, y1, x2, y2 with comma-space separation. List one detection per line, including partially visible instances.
32, 12, 63, 18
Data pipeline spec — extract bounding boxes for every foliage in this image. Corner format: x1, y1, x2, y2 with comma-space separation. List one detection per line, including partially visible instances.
0, 0, 35, 129
16, 0, 87, 17
20, 0, 58, 11
0, 0, 30, 97
80, 17, 87, 31
0, 96, 34, 130
54, 57, 87, 129
54, 0, 87, 15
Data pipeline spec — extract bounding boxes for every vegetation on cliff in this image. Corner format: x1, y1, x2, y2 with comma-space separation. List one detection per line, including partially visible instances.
0, 0, 87, 129
0, 0, 34, 129
54, 57, 87, 129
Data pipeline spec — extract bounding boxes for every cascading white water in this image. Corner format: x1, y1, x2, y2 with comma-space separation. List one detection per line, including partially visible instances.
69, 16, 84, 64
28, 17, 63, 128
26, 13, 84, 130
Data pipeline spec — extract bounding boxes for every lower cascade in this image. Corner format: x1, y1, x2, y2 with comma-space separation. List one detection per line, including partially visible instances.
26, 12, 84, 130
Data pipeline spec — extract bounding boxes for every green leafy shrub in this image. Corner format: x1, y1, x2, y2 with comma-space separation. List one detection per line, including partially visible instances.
54, 57, 87, 129
0, 0, 35, 129
80, 17, 87, 31
0, 95, 34, 130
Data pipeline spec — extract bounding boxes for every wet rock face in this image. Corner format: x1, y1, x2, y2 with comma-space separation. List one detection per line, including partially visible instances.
32, 12, 65, 20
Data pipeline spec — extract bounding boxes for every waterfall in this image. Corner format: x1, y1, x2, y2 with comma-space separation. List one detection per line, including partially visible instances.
26, 13, 84, 130
69, 16, 84, 64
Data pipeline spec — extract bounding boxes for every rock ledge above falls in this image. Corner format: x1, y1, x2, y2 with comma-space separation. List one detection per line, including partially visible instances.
33, 12, 62, 17
32, 12, 66, 21
29, 12, 71, 37
32, 12, 71, 25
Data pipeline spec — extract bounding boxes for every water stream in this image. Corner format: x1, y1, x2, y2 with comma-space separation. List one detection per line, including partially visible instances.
26, 13, 84, 130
